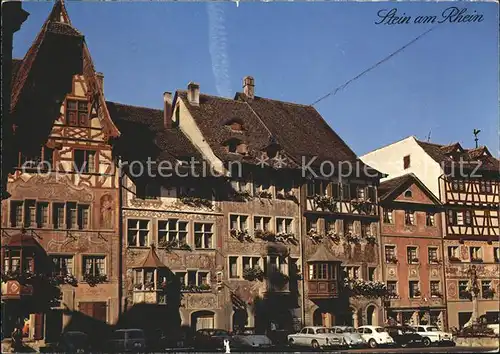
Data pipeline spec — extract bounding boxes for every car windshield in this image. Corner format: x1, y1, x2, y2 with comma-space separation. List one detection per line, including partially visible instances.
427, 327, 440, 332
375, 328, 385, 333
316, 328, 327, 334
214, 330, 229, 336
343, 327, 355, 333
112, 332, 126, 340
128, 331, 144, 339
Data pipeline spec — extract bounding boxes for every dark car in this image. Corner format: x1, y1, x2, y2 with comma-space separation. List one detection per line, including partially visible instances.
57, 331, 90, 353
384, 326, 423, 348
193, 328, 231, 351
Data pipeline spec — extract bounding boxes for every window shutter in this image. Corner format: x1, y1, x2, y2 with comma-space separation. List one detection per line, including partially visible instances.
361, 264, 368, 280
342, 184, 350, 200
332, 183, 339, 199
93, 302, 107, 322
350, 184, 357, 200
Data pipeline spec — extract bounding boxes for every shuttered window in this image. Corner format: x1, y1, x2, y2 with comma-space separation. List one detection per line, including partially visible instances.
78, 302, 107, 322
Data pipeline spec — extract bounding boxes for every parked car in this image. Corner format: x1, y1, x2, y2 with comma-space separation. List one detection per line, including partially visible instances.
193, 329, 231, 351
329, 326, 365, 348
411, 325, 455, 347
231, 331, 273, 351
357, 325, 395, 348
107, 329, 146, 352
384, 326, 423, 347
287, 326, 344, 350
57, 331, 89, 353
480, 313, 500, 336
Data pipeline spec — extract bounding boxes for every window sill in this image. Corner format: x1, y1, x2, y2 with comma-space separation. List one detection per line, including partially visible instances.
194, 248, 216, 251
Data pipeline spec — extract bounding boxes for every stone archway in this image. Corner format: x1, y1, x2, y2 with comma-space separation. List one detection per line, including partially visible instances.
313, 308, 335, 327
366, 305, 378, 326
191, 310, 215, 331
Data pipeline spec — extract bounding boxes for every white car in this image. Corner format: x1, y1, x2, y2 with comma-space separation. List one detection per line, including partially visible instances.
288, 326, 344, 349
329, 326, 366, 348
412, 325, 455, 347
357, 325, 395, 348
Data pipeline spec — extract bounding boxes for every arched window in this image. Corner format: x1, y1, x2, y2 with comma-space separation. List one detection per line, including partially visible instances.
404, 190, 412, 198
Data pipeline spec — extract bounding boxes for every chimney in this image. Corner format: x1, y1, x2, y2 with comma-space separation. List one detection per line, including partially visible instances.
243, 76, 254, 99
96, 72, 104, 93
163, 92, 173, 129
187, 82, 200, 106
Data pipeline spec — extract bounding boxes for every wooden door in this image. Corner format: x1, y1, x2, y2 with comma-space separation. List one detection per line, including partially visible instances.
78, 302, 107, 322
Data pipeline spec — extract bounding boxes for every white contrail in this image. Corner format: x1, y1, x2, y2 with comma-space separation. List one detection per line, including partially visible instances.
207, 3, 231, 98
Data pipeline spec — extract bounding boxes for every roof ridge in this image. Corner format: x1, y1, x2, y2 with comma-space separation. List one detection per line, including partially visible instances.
107, 101, 162, 112
236, 92, 312, 108
178, 89, 248, 104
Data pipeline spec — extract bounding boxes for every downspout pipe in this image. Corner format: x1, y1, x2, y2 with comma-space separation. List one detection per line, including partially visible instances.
299, 178, 306, 327
117, 156, 124, 317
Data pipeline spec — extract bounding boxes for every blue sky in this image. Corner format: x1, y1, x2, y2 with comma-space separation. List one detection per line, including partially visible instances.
13, 1, 498, 157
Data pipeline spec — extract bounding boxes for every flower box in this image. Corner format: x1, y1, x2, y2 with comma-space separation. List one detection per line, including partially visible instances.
449, 256, 461, 262
412, 290, 421, 297
482, 289, 495, 299
429, 258, 441, 264
181, 283, 211, 293
180, 196, 213, 209
410, 258, 419, 264
313, 194, 337, 212
459, 290, 473, 300
345, 233, 361, 244
343, 278, 389, 299
158, 239, 191, 251
276, 232, 297, 244
256, 190, 273, 199
431, 291, 443, 298
471, 258, 483, 263
255, 230, 276, 242
231, 229, 252, 242
387, 256, 398, 264
327, 231, 340, 244
232, 191, 252, 201
243, 267, 264, 281
307, 229, 323, 244
365, 235, 377, 245
83, 273, 107, 287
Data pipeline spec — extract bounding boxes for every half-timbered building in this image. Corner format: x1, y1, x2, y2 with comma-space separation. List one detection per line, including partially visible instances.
378, 174, 447, 329
361, 136, 500, 329
170, 77, 384, 332
1, 1, 121, 343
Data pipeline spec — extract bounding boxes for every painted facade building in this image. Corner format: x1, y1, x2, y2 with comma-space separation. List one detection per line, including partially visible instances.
361, 136, 500, 329
1, 1, 121, 343
378, 174, 447, 328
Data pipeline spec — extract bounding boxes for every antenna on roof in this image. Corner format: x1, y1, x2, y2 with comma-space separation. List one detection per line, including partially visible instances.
426, 130, 432, 142
473, 129, 481, 148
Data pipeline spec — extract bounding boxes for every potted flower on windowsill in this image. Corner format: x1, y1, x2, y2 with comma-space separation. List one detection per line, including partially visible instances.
180, 196, 213, 209
276, 232, 297, 244
255, 230, 276, 242
413, 289, 421, 298
459, 290, 472, 300
313, 194, 337, 212
482, 288, 495, 299
231, 229, 251, 242
387, 256, 398, 264
429, 258, 441, 264
243, 267, 264, 282
345, 233, 361, 244
431, 291, 443, 298
410, 258, 419, 264
307, 229, 323, 244
256, 190, 273, 199
326, 231, 340, 245
134, 283, 143, 290
365, 235, 377, 245
232, 190, 252, 201
471, 257, 483, 263
449, 256, 461, 262
83, 273, 107, 287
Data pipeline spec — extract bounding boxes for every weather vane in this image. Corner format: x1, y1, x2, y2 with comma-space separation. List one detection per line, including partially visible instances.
473, 129, 481, 148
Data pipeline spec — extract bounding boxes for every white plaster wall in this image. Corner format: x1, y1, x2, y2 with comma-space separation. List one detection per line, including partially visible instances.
360, 136, 443, 198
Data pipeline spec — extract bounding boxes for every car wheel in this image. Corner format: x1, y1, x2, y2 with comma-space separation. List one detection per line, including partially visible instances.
311, 340, 320, 349
288, 338, 294, 347
368, 339, 377, 348
423, 337, 431, 347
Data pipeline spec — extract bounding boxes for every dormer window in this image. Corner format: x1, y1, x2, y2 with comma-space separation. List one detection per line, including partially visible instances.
224, 118, 244, 132
404, 190, 412, 198
224, 138, 247, 155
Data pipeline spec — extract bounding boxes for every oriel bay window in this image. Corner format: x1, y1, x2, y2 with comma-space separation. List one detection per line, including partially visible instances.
309, 263, 336, 280
127, 219, 150, 247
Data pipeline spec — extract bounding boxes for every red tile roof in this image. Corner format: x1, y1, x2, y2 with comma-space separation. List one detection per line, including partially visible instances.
378, 173, 441, 205
134, 246, 167, 268
415, 139, 499, 174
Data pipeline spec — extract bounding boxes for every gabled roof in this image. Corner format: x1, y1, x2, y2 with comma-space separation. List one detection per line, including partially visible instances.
134, 246, 167, 269
11, 0, 120, 138
235, 93, 360, 167
107, 101, 202, 166
176, 91, 297, 168
415, 139, 499, 174
11, 0, 83, 112
308, 244, 338, 262
5, 232, 43, 249
378, 173, 442, 205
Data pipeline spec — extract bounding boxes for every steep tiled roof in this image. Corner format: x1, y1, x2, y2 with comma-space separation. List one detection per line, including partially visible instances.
106, 101, 201, 166
11, 1, 83, 112
5, 232, 43, 248
378, 173, 441, 204
177, 91, 290, 167
134, 246, 167, 268
308, 244, 338, 262
415, 139, 499, 174
236, 93, 360, 167
12, 59, 23, 82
